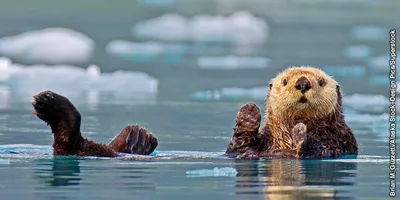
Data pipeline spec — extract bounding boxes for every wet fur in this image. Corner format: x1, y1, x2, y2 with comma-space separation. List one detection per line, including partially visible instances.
226, 66, 358, 159
32, 91, 158, 157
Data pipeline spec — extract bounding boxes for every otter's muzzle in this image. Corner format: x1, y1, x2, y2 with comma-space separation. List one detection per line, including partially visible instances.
295, 76, 311, 94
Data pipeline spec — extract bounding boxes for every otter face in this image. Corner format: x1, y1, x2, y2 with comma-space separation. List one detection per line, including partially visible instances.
267, 66, 339, 119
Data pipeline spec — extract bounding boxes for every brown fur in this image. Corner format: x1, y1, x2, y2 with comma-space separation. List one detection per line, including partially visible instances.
32, 90, 158, 157
226, 66, 358, 159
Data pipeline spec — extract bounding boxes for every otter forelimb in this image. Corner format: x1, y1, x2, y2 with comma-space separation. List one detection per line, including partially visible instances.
225, 103, 272, 157
32, 90, 158, 157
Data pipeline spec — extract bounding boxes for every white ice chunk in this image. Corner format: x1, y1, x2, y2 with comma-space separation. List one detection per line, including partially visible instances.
343, 93, 391, 113
350, 26, 386, 40
367, 55, 400, 74
132, 11, 268, 44
186, 167, 238, 177
133, 13, 191, 41
0, 57, 158, 95
106, 40, 165, 56
191, 11, 268, 44
0, 28, 94, 65
190, 86, 267, 101
344, 45, 373, 58
197, 55, 271, 69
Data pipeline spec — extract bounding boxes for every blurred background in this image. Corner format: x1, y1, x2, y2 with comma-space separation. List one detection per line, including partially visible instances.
0, 0, 399, 103
0, 1, 399, 200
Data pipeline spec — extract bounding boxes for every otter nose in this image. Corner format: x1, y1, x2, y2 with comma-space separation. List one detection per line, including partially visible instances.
295, 76, 311, 94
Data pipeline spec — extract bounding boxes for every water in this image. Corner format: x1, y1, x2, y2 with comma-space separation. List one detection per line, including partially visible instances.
0, 0, 399, 199
0, 92, 398, 200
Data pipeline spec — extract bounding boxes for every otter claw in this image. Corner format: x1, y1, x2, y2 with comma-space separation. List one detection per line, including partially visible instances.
35, 91, 53, 102
135, 128, 147, 155
126, 125, 140, 152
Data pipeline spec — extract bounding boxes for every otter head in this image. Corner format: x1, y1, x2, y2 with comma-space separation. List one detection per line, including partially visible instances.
267, 66, 340, 120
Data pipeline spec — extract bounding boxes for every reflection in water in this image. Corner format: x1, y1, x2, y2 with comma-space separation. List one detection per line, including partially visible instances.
85, 90, 100, 111
34, 156, 81, 187
0, 86, 11, 109
112, 163, 157, 191
234, 159, 357, 200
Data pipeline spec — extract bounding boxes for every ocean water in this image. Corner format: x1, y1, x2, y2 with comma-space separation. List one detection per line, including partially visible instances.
0, 0, 399, 199
0, 92, 399, 200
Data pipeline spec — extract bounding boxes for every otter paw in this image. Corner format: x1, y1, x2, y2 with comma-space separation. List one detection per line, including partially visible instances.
32, 90, 58, 122
125, 125, 140, 152
32, 90, 81, 132
133, 127, 158, 155
235, 102, 261, 133
291, 123, 308, 152
293, 123, 307, 133
109, 125, 158, 155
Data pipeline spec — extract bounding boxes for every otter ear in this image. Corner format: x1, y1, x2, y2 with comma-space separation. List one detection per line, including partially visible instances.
336, 84, 343, 106
269, 79, 274, 89
336, 85, 341, 95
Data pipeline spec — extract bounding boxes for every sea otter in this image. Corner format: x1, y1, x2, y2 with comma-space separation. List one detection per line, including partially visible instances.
225, 66, 358, 159
32, 90, 158, 157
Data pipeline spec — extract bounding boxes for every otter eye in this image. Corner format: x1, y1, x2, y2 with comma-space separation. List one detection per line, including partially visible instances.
319, 79, 326, 87
283, 79, 288, 86
269, 83, 273, 89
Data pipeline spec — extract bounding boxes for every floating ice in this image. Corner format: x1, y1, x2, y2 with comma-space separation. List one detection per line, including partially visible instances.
106, 40, 233, 62
342, 93, 399, 114
0, 28, 94, 65
190, 11, 267, 44
367, 55, 400, 74
189, 86, 267, 101
344, 45, 373, 58
369, 75, 388, 86
106, 40, 165, 56
132, 11, 268, 44
344, 112, 390, 124
197, 55, 271, 69
186, 167, 238, 177
322, 65, 366, 77
0, 57, 158, 96
344, 112, 399, 142
350, 26, 386, 40
133, 13, 191, 41
105, 40, 188, 64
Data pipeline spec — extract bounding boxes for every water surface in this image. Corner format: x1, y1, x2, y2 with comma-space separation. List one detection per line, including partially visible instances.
0, 92, 398, 200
